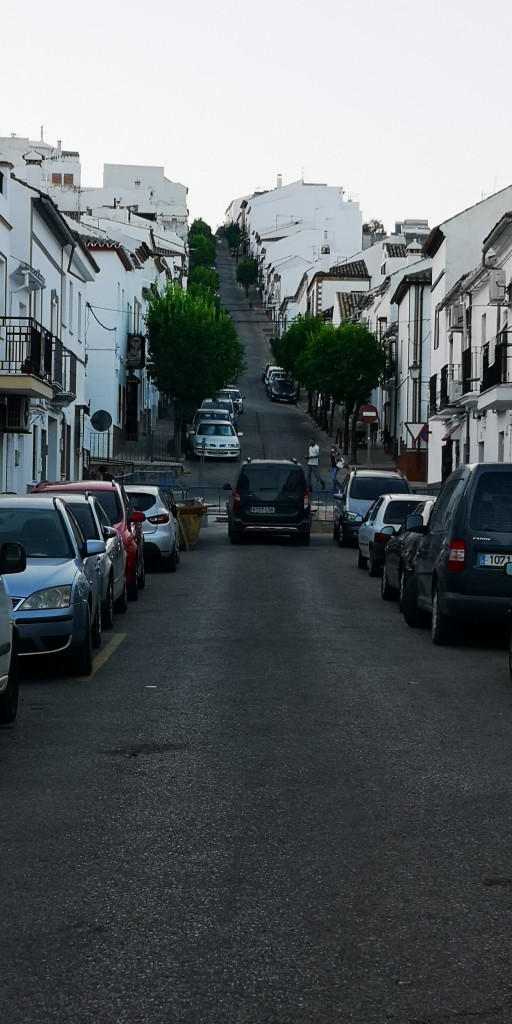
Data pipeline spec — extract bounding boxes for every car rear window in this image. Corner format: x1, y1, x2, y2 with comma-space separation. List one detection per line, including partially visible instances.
238, 465, 306, 498
470, 472, 512, 532
127, 492, 156, 513
272, 380, 294, 391
383, 499, 426, 524
351, 477, 409, 500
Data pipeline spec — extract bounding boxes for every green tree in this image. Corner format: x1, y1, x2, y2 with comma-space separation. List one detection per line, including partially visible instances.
236, 258, 258, 296
334, 323, 386, 461
189, 218, 213, 240
145, 282, 245, 456
224, 221, 242, 255
188, 231, 216, 271
188, 266, 219, 292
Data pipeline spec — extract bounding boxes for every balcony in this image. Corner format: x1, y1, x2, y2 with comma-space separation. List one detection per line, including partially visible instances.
430, 364, 464, 419
0, 317, 71, 402
478, 340, 512, 412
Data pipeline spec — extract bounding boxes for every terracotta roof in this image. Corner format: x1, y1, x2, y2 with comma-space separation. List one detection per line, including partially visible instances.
337, 291, 367, 320
384, 243, 407, 258
391, 268, 432, 305
329, 259, 369, 279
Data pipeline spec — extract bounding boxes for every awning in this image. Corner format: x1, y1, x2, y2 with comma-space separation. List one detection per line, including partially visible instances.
442, 418, 464, 441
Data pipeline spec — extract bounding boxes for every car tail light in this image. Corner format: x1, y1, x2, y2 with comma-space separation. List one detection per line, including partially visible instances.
374, 531, 390, 544
147, 513, 169, 524
448, 539, 466, 571
303, 489, 310, 510
233, 488, 241, 510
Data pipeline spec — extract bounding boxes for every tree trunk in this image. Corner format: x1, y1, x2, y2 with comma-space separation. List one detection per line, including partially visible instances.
329, 401, 335, 438
343, 408, 351, 458
351, 405, 361, 464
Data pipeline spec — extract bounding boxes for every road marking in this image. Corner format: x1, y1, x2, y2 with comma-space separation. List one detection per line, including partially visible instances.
77, 633, 127, 681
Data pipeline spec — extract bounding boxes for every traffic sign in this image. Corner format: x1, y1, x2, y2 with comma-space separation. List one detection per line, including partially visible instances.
360, 404, 378, 424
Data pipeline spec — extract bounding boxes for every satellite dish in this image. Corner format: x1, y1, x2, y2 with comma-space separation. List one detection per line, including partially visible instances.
90, 410, 113, 432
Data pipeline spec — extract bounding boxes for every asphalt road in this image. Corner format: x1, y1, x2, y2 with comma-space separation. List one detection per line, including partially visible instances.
2, 250, 512, 1024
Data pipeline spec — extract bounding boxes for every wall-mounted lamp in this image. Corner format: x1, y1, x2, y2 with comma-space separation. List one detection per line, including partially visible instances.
409, 361, 421, 382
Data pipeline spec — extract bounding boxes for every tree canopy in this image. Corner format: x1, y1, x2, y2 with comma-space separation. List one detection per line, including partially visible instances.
236, 258, 258, 296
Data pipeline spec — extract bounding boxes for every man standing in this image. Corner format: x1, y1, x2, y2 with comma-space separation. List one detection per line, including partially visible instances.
306, 438, 325, 491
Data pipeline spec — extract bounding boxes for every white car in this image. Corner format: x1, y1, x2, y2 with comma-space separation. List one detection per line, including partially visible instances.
125, 485, 180, 572
219, 387, 245, 414
357, 492, 431, 576
0, 542, 27, 724
191, 419, 242, 460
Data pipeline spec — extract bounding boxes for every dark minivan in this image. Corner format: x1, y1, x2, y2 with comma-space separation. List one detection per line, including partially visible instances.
404, 463, 512, 644
225, 459, 312, 545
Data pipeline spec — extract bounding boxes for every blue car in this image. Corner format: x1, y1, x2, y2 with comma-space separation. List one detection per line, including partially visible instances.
0, 496, 105, 676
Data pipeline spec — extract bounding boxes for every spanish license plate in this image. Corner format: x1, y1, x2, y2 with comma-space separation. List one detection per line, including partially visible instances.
479, 553, 512, 566
249, 506, 275, 514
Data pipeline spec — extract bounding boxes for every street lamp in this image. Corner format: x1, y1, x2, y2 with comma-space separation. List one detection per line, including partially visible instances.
409, 360, 421, 382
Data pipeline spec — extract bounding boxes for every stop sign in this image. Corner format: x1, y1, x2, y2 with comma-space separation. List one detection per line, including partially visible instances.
360, 404, 379, 424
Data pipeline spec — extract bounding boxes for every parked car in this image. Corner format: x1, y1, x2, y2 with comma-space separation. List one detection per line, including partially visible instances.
263, 366, 284, 391
381, 498, 436, 603
268, 378, 297, 403
225, 458, 312, 544
125, 485, 180, 572
333, 469, 411, 547
32, 479, 145, 602
190, 419, 242, 460
0, 542, 27, 724
201, 396, 237, 425
187, 408, 230, 450
0, 495, 106, 676
357, 492, 431, 576
402, 463, 512, 644
30, 491, 127, 626
265, 370, 288, 396
218, 387, 244, 414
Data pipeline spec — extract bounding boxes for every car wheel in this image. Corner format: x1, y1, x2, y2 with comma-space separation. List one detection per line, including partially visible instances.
101, 576, 114, 630
333, 520, 340, 543
357, 548, 367, 569
91, 602, 102, 649
163, 544, 179, 573
368, 547, 381, 577
0, 638, 19, 724
71, 608, 93, 676
431, 583, 454, 645
339, 526, 350, 548
127, 568, 139, 601
381, 563, 397, 601
114, 576, 128, 614
138, 554, 146, 590
401, 575, 427, 628
298, 532, 310, 546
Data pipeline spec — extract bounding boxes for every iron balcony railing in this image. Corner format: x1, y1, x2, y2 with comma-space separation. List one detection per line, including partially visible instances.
0, 316, 76, 396
481, 340, 508, 391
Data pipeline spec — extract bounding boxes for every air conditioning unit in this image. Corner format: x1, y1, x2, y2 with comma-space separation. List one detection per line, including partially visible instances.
0, 396, 31, 433
447, 380, 463, 403
489, 268, 507, 304
449, 303, 464, 331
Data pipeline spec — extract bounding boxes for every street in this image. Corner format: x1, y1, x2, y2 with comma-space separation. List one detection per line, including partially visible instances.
2, 252, 512, 1023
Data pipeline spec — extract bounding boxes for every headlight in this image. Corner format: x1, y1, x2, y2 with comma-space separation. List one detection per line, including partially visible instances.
19, 586, 72, 610
345, 512, 362, 522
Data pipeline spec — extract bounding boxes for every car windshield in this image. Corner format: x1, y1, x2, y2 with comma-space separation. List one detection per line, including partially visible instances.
197, 423, 235, 437
273, 380, 294, 391
0, 509, 72, 558
238, 465, 305, 498
470, 472, 512, 532
383, 498, 427, 524
351, 477, 409, 500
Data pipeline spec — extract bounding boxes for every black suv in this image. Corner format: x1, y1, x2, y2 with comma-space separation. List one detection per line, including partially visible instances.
225, 459, 312, 544
333, 469, 411, 547
402, 462, 512, 644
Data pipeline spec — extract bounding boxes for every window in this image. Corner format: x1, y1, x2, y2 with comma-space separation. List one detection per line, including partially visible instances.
52, 173, 62, 185
470, 472, 512, 532
63, 174, 74, 186
481, 313, 486, 344
77, 292, 82, 342
0, 171, 3, 194
68, 281, 74, 333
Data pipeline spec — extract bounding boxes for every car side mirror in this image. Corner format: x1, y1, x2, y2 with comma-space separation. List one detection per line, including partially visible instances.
237, 432, 243, 437
130, 510, 146, 523
103, 525, 118, 539
85, 539, 106, 557
0, 541, 26, 575
380, 525, 395, 537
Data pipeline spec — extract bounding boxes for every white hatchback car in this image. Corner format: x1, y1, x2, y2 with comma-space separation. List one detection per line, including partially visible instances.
125, 485, 180, 572
0, 542, 29, 724
357, 492, 431, 576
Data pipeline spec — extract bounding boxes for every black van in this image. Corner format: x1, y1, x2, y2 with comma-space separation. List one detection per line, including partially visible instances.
225, 459, 312, 544
404, 463, 512, 644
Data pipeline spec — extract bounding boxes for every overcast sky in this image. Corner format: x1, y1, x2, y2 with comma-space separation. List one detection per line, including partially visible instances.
3, 0, 512, 234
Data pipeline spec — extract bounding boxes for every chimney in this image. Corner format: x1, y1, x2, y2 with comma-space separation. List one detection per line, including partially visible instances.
320, 245, 331, 274
277, 174, 282, 189
57, 140, 62, 154
23, 152, 43, 189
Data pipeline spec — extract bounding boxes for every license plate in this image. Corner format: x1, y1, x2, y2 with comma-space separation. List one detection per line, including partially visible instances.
479, 553, 512, 566
249, 506, 275, 514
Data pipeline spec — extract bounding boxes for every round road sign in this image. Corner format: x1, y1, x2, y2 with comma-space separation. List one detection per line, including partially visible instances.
360, 404, 379, 424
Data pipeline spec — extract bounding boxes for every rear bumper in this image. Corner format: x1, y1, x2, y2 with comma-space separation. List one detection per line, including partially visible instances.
442, 591, 512, 621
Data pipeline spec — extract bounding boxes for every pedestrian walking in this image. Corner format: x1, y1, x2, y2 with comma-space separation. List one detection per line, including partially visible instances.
306, 438, 325, 491
329, 447, 348, 492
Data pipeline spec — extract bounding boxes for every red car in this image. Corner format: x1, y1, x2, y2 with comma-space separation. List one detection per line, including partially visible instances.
32, 480, 146, 601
